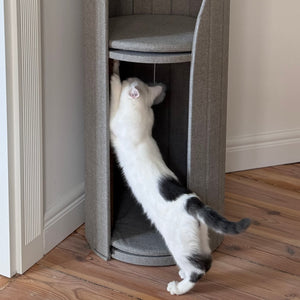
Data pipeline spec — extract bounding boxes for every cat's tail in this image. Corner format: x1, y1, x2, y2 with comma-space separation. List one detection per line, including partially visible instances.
186, 197, 251, 235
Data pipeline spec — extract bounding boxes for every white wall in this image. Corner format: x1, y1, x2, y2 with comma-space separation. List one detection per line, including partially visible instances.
42, 0, 85, 253
226, 0, 300, 171
0, 0, 12, 277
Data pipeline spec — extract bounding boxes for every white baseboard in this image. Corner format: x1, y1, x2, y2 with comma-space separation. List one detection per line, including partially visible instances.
226, 129, 300, 172
43, 187, 85, 254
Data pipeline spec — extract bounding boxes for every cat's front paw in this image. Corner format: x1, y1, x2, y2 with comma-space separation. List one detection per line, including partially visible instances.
113, 60, 120, 75
111, 73, 121, 89
167, 281, 180, 295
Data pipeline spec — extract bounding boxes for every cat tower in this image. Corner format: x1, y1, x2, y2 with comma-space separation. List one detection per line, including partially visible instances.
84, 0, 230, 266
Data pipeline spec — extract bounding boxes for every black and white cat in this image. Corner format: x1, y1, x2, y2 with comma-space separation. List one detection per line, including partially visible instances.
110, 61, 250, 295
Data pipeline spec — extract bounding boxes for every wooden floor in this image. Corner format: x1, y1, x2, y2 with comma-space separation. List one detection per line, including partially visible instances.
1, 164, 299, 299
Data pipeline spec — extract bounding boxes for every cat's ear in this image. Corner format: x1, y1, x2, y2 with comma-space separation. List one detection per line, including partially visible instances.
128, 86, 140, 99
149, 84, 166, 106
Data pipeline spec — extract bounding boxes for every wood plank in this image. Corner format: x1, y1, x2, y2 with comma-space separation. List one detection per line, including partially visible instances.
208, 252, 300, 300
1, 164, 299, 299
39, 247, 204, 300
55, 232, 268, 299
39, 241, 262, 300
271, 163, 300, 180
221, 232, 300, 262
75, 223, 86, 237
245, 227, 300, 248
39, 164, 300, 299
57, 231, 91, 257
226, 192, 300, 220
226, 196, 300, 230
0, 276, 10, 291
0, 265, 136, 300
226, 174, 300, 211
219, 235, 300, 276
225, 198, 300, 247
56, 231, 277, 299
234, 168, 300, 194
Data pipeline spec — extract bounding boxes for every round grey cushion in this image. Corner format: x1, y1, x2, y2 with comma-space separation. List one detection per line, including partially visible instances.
109, 15, 196, 53
111, 191, 172, 258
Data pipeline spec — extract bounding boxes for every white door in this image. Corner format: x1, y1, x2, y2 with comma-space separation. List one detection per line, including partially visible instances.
0, 0, 12, 277
2, 0, 85, 277
2, 0, 44, 276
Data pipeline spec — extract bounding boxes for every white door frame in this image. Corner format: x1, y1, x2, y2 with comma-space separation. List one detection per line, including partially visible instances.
2, 0, 43, 276
0, 0, 13, 278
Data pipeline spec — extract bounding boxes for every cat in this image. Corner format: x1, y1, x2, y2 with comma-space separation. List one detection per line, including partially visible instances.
109, 61, 251, 295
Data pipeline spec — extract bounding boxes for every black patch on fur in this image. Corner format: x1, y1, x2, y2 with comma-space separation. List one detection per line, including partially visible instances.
188, 254, 212, 273
158, 176, 191, 201
190, 272, 203, 283
187, 200, 251, 235
185, 197, 205, 217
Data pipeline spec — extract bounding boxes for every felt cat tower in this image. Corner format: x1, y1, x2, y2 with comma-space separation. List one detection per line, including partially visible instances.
83, 0, 230, 266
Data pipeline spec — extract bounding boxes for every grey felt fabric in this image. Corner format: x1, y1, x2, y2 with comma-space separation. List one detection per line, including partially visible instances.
83, 0, 111, 260
109, 50, 191, 64
84, 0, 230, 266
109, 15, 196, 53
111, 248, 175, 266
111, 191, 174, 259
188, 0, 230, 251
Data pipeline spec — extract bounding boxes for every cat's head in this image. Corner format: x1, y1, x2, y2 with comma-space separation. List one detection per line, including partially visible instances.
122, 78, 166, 107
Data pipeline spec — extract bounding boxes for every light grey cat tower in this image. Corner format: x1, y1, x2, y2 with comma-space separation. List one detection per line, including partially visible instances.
84, 0, 230, 266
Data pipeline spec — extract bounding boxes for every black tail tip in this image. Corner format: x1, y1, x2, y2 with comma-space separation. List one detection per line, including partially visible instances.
237, 218, 251, 233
